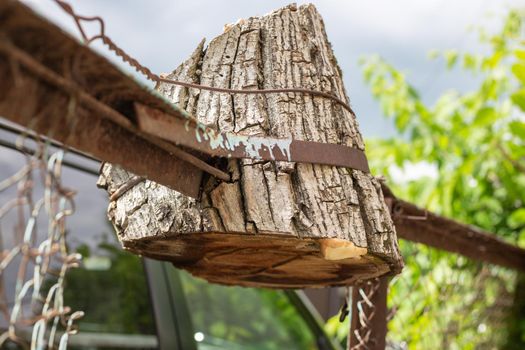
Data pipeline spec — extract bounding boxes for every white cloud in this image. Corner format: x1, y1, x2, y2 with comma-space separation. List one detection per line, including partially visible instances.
389, 161, 438, 183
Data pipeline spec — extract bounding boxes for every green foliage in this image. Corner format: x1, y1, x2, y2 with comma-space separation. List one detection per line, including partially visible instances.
325, 314, 349, 346
333, 8, 525, 349
362, 6, 525, 247
62, 241, 156, 336
178, 271, 317, 350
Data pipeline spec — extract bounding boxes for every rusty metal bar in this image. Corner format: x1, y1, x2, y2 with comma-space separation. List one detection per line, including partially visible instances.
135, 103, 370, 172
0, 37, 229, 183
0, 43, 203, 198
349, 278, 388, 350
383, 185, 525, 272
0, 1, 229, 196
0, 119, 99, 162
0, 137, 99, 176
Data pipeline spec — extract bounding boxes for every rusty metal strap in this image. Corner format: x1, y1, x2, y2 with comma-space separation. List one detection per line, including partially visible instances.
135, 103, 370, 173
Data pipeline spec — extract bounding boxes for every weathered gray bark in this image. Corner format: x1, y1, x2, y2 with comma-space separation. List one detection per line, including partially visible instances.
98, 4, 402, 288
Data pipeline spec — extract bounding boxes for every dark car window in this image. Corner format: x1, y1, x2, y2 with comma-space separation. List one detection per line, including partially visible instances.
57, 167, 159, 349
178, 271, 318, 350
62, 238, 158, 350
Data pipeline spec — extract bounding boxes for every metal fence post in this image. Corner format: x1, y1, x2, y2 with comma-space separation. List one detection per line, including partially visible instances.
348, 277, 389, 350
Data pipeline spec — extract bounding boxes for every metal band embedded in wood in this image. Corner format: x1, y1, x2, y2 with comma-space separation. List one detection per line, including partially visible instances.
135, 103, 370, 173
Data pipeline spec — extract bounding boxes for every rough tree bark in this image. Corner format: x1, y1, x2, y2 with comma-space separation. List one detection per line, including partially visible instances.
98, 4, 402, 288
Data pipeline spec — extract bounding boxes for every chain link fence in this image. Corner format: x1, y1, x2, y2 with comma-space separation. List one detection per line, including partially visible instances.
0, 133, 83, 349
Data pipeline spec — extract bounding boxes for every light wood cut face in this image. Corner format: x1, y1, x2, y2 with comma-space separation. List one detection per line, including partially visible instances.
122, 233, 390, 288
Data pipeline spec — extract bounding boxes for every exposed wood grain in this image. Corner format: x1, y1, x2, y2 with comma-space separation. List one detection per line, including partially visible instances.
100, 4, 403, 287
319, 239, 368, 261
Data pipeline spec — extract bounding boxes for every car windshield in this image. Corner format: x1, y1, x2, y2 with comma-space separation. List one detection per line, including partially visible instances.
178, 271, 319, 350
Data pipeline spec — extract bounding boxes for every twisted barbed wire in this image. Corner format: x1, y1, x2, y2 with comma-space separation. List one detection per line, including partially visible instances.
350, 278, 381, 350
0, 132, 83, 349
52, 0, 357, 116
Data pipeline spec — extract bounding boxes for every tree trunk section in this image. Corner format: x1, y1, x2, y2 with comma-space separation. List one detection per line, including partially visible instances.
98, 4, 402, 288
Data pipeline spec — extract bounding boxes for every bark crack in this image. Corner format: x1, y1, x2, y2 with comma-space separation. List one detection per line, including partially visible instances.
262, 163, 277, 226
230, 28, 243, 131
100, 4, 402, 281
237, 163, 254, 233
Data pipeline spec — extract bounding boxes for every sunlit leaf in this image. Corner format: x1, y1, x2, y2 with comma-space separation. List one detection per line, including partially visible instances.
512, 63, 525, 84
508, 208, 525, 228
515, 49, 525, 60
444, 50, 459, 69
474, 106, 498, 126
509, 120, 525, 139
511, 89, 525, 112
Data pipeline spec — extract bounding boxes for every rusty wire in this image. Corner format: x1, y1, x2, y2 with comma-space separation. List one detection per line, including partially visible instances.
52, 0, 357, 116
349, 278, 381, 350
0, 132, 83, 349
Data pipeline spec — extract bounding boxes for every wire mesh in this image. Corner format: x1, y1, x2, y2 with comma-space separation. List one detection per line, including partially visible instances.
0, 133, 83, 349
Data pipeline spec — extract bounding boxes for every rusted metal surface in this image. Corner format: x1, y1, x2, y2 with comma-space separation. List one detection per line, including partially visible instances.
0, 36, 217, 184
0, 0, 185, 121
0, 2, 205, 198
0, 38, 213, 182
349, 278, 388, 350
0, 44, 203, 198
135, 103, 370, 172
383, 184, 525, 272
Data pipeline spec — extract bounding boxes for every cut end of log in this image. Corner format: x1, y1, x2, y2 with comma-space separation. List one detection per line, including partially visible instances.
319, 238, 368, 261
122, 232, 391, 289
98, 2, 404, 288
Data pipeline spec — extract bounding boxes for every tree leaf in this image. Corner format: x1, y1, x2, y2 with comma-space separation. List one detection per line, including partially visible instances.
474, 107, 498, 126
515, 49, 525, 60
511, 63, 525, 84
511, 89, 525, 112
509, 120, 525, 139
508, 208, 525, 228
444, 50, 458, 69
